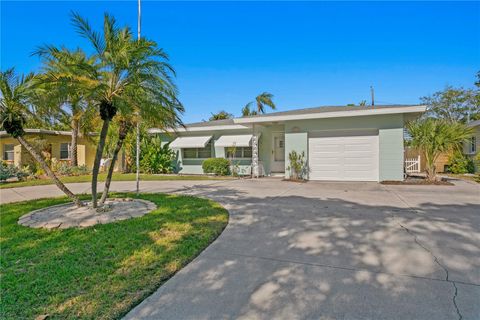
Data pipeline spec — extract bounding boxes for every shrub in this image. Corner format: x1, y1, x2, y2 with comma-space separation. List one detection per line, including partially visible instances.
202, 158, 230, 176
286, 151, 307, 180
0, 162, 29, 181
140, 137, 175, 174
55, 163, 90, 176
448, 151, 475, 174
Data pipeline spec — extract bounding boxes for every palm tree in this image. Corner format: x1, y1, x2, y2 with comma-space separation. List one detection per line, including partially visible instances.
71, 12, 183, 207
242, 92, 276, 116
0, 68, 82, 206
34, 46, 98, 167
407, 118, 473, 181
209, 110, 232, 121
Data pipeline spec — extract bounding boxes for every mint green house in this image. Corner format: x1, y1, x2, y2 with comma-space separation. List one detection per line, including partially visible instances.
150, 105, 426, 181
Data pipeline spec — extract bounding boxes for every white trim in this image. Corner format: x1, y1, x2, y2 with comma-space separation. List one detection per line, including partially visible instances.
234, 106, 427, 124
149, 125, 249, 134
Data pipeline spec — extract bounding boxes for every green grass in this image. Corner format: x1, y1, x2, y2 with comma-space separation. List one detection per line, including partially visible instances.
0, 194, 229, 319
0, 173, 231, 189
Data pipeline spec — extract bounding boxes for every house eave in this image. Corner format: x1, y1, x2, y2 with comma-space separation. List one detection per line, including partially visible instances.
233, 105, 427, 124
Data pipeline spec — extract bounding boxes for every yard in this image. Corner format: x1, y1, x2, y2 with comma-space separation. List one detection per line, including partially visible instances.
0, 193, 228, 319
0, 173, 232, 189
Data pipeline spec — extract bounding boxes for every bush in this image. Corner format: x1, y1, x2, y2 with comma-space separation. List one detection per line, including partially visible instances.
286, 151, 307, 180
447, 151, 475, 174
0, 162, 29, 181
202, 158, 230, 176
140, 137, 176, 174
55, 163, 90, 176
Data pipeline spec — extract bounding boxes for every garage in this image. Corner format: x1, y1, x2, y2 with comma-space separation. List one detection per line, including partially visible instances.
308, 130, 379, 181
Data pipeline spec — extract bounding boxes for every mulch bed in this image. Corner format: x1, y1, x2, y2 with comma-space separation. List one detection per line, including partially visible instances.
381, 176, 453, 186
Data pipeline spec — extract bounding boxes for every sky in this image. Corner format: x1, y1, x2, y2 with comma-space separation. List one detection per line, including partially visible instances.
2, 1, 480, 123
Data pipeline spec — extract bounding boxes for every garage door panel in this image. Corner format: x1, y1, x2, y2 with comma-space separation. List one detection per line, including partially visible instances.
308, 131, 379, 181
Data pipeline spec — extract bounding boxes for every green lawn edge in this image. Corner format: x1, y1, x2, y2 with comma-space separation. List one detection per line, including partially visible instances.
0, 173, 233, 189
0, 193, 229, 319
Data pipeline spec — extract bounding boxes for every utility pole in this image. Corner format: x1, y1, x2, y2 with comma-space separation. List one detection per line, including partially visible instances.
370, 86, 375, 107
135, 0, 141, 195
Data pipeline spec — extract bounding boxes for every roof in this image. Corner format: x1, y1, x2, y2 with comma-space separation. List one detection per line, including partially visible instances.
467, 120, 480, 128
0, 129, 73, 138
149, 104, 426, 133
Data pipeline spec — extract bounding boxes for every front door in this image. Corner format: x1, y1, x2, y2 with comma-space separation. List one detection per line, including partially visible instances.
271, 133, 285, 172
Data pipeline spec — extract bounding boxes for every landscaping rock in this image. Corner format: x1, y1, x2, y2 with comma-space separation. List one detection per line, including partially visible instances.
18, 199, 157, 229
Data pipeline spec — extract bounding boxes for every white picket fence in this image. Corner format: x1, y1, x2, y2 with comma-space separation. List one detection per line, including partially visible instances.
405, 155, 421, 173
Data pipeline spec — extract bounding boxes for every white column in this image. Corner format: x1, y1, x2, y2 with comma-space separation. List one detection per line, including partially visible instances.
252, 124, 259, 178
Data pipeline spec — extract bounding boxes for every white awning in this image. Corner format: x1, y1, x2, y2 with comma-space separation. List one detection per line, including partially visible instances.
169, 136, 212, 148
215, 134, 253, 147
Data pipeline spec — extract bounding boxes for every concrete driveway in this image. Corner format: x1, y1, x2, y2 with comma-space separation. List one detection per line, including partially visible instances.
1, 178, 479, 319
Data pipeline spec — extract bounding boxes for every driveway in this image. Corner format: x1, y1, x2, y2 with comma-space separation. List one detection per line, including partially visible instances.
1, 178, 479, 319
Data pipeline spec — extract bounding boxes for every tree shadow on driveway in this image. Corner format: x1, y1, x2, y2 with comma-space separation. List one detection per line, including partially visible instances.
125, 181, 480, 320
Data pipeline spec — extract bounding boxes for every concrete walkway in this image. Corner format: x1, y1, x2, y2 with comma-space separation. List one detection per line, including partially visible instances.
1, 178, 479, 319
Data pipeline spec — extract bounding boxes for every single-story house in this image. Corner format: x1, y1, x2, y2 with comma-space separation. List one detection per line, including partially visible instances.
0, 129, 124, 172
150, 105, 426, 181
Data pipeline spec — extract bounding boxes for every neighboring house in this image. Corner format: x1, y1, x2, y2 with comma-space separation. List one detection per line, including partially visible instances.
0, 129, 125, 172
465, 120, 480, 171
150, 105, 426, 181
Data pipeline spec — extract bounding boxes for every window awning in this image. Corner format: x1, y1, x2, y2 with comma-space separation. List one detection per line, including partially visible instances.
169, 136, 212, 148
215, 134, 253, 147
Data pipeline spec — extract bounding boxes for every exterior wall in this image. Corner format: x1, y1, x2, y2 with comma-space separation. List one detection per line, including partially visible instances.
0, 134, 103, 171
160, 128, 253, 175
464, 125, 480, 172
284, 114, 406, 181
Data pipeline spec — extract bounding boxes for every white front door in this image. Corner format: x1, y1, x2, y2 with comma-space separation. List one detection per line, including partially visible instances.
271, 133, 285, 172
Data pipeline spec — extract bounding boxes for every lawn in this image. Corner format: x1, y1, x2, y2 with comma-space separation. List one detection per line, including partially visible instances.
0, 173, 231, 189
0, 194, 229, 319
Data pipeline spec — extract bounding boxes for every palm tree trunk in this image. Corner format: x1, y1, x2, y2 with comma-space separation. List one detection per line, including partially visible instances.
17, 135, 82, 207
99, 137, 124, 205
92, 119, 110, 208
71, 118, 79, 167
99, 121, 129, 205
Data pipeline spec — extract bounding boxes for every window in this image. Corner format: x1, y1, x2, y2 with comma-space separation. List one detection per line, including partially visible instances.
60, 143, 71, 160
3, 144, 14, 161
469, 136, 477, 154
225, 147, 252, 159
183, 142, 212, 159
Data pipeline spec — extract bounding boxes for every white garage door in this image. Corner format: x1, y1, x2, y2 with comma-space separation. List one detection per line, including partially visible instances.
308, 130, 379, 181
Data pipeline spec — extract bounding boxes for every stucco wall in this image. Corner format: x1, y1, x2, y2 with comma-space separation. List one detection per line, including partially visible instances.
284, 113, 405, 181
1, 134, 100, 171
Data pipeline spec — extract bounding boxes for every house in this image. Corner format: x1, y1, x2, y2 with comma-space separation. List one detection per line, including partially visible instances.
1, 129, 97, 169
0, 129, 124, 172
465, 120, 479, 171
150, 105, 426, 181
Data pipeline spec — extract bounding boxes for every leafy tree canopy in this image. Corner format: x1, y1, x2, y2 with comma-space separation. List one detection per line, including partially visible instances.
209, 110, 233, 121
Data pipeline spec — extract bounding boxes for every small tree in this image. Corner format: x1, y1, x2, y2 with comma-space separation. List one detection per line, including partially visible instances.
286, 150, 306, 180
407, 118, 473, 181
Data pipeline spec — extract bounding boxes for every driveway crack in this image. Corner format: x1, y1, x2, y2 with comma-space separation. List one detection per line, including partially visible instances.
383, 186, 463, 320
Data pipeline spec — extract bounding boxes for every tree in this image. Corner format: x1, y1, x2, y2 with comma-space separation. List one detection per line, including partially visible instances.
70, 12, 183, 207
407, 118, 473, 181
209, 110, 232, 121
35, 46, 98, 166
0, 68, 82, 206
421, 86, 479, 123
242, 92, 276, 116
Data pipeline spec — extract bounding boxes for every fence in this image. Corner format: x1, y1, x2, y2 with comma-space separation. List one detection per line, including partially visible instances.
405, 155, 421, 173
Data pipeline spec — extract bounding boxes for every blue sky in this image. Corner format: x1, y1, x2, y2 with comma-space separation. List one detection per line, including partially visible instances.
2, 1, 479, 123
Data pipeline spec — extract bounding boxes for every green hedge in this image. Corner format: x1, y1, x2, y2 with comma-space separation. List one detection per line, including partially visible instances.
202, 158, 230, 176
